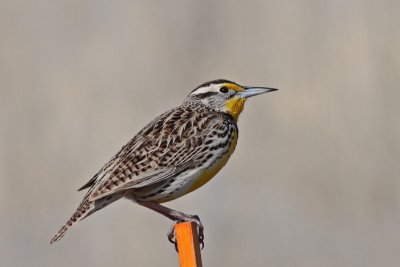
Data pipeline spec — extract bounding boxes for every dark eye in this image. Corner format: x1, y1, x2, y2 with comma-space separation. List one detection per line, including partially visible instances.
219, 87, 229, 93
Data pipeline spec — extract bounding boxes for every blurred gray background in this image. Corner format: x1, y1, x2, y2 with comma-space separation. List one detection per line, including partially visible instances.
1, 0, 399, 266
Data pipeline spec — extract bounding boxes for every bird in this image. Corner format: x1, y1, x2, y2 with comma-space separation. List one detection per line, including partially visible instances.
50, 79, 277, 246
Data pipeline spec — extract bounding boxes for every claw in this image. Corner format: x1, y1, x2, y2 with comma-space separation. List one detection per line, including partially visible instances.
198, 227, 204, 250
190, 215, 205, 249
167, 222, 179, 252
137, 202, 206, 251
167, 215, 205, 251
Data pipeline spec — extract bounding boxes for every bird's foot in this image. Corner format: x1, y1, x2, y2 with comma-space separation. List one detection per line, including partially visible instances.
168, 215, 204, 251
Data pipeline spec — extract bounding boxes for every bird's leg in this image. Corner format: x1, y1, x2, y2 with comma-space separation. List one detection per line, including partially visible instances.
138, 201, 204, 249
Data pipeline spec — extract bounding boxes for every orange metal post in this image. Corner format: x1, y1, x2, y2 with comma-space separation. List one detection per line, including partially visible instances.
175, 222, 203, 267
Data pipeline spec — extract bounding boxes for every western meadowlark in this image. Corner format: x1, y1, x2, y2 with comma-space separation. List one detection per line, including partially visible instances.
50, 79, 277, 246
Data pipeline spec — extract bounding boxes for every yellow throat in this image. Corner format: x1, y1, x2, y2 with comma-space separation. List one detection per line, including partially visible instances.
225, 96, 246, 121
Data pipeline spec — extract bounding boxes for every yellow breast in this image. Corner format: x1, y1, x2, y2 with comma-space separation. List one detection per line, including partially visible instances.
188, 131, 238, 193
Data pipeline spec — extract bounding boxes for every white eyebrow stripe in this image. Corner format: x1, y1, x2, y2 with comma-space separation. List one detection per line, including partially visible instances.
190, 85, 220, 95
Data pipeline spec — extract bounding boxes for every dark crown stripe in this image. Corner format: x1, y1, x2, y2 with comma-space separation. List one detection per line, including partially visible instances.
191, 79, 238, 93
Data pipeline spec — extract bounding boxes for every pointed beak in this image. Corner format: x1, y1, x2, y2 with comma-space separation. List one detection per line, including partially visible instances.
238, 86, 278, 98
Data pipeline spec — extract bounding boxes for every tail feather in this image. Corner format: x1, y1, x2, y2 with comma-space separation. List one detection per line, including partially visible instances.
50, 192, 124, 244
50, 199, 92, 244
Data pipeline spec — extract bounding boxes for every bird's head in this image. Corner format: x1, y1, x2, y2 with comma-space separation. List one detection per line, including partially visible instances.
186, 79, 278, 120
